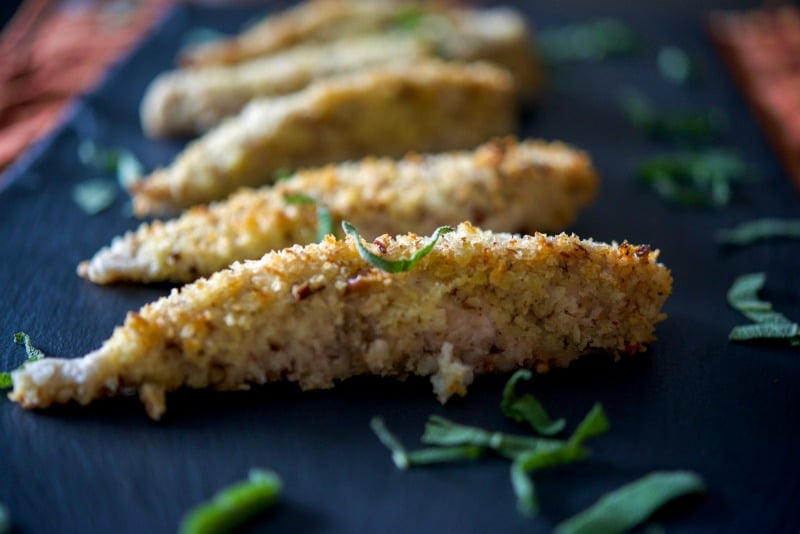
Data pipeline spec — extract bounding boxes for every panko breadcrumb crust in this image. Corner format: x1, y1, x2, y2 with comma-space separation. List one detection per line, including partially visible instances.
11, 223, 672, 420
80, 137, 598, 284
131, 60, 517, 216
142, 35, 430, 138
179, 0, 418, 67
178, 0, 540, 88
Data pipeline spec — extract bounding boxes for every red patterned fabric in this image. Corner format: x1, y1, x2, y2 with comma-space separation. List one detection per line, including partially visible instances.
0, 0, 170, 182
710, 6, 800, 192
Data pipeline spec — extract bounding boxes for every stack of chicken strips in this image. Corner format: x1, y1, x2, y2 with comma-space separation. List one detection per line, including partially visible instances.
10, 0, 672, 420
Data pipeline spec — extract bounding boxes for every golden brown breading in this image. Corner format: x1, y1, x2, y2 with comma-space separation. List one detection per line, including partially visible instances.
142, 35, 429, 138
143, 5, 541, 138
432, 6, 542, 102
80, 138, 598, 284
130, 61, 517, 217
11, 222, 672, 420
178, 0, 439, 67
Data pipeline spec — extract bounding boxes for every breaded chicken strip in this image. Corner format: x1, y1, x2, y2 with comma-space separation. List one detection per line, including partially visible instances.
80, 138, 598, 284
144, 6, 540, 138
142, 36, 428, 138
179, 0, 541, 92
11, 222, 672, 420
131, 61, 516, 216
179, 0, 413, 67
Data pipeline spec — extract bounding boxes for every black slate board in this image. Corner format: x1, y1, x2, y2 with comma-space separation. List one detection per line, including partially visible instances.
1, 2, 798, 533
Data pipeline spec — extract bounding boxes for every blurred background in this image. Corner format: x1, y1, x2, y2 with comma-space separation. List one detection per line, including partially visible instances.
0, 0, 771, 180
0, 0, 170, 176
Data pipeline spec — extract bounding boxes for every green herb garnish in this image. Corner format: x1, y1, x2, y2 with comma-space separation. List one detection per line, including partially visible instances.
372, 376, 698, 525
621, 91, 724, 145
511, 403, 609, 515
716, 218, 800, 246
283, 194, 334, 242
178, 469, 281, 534
501, 369, 566, 436
729, 322, 799, 341
727, 272, 792, 324
539, 19, 638, 64
371, 417, 484, 469
726, 273, 800, 346
75, 140, 144, 214
371, 416, 412, 469
272, 167, 292, 182
181, 27, 226, 49
658, 46, 702, 85
417, 404, 607, 516
406, 445, 485, 465
13, 332, 44, 361
555, 470, 705, 534
637, 150, 747, 207
116, 151, 144, 189
390, 5, 426, 31
421, 415, 549, 461
342, 221, 453, 273
1, 332, 45, 389
72, 179, 118, 215
78, 140, 144, 189
0, 504, 8, 534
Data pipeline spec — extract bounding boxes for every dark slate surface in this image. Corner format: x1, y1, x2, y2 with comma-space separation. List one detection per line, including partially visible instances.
1, 1, 797, 532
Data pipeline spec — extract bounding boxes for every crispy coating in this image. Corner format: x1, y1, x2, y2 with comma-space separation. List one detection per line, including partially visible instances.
130, 61, 517, 216
144, 6, 540, 138
142, 35, 429, 138
179, 0, 445, 67
80, 138, 598, 284
11, 222, 672, 420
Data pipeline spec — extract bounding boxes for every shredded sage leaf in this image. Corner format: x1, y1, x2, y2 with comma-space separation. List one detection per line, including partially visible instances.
1, 332, 45, 389
726, 273, 800, 345
421, 415, 556, 461
283, 194, 334, 242
406, 445, 485, 465
510, 459, 539, 515
272, 167, 292, 182
555, 470, 705, 534
72, 179, 118, 215
370, 416, 411, 469
78, 140, 144, 188
716, 218, 800, 246
539, 19, 638, 64
637, 150, 746, 207
0, 504, 8, 534
501, 369, 566, 436
373, 375, 698, 524
391, 5, 425, 31
78, 140, 108, 169
511, 403, 609, 515
116, 151, 144, 189
567, 403, 610, 448
13, 332, 44, 361
371, 417, 484, 469
727, 272, 792, 325
621, 91, 724, 145
178, 469, 281, 534
726, 272, 771, 312
658, 46, 702, 85
342, 221, 453, 273
730, 322, 799, 341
